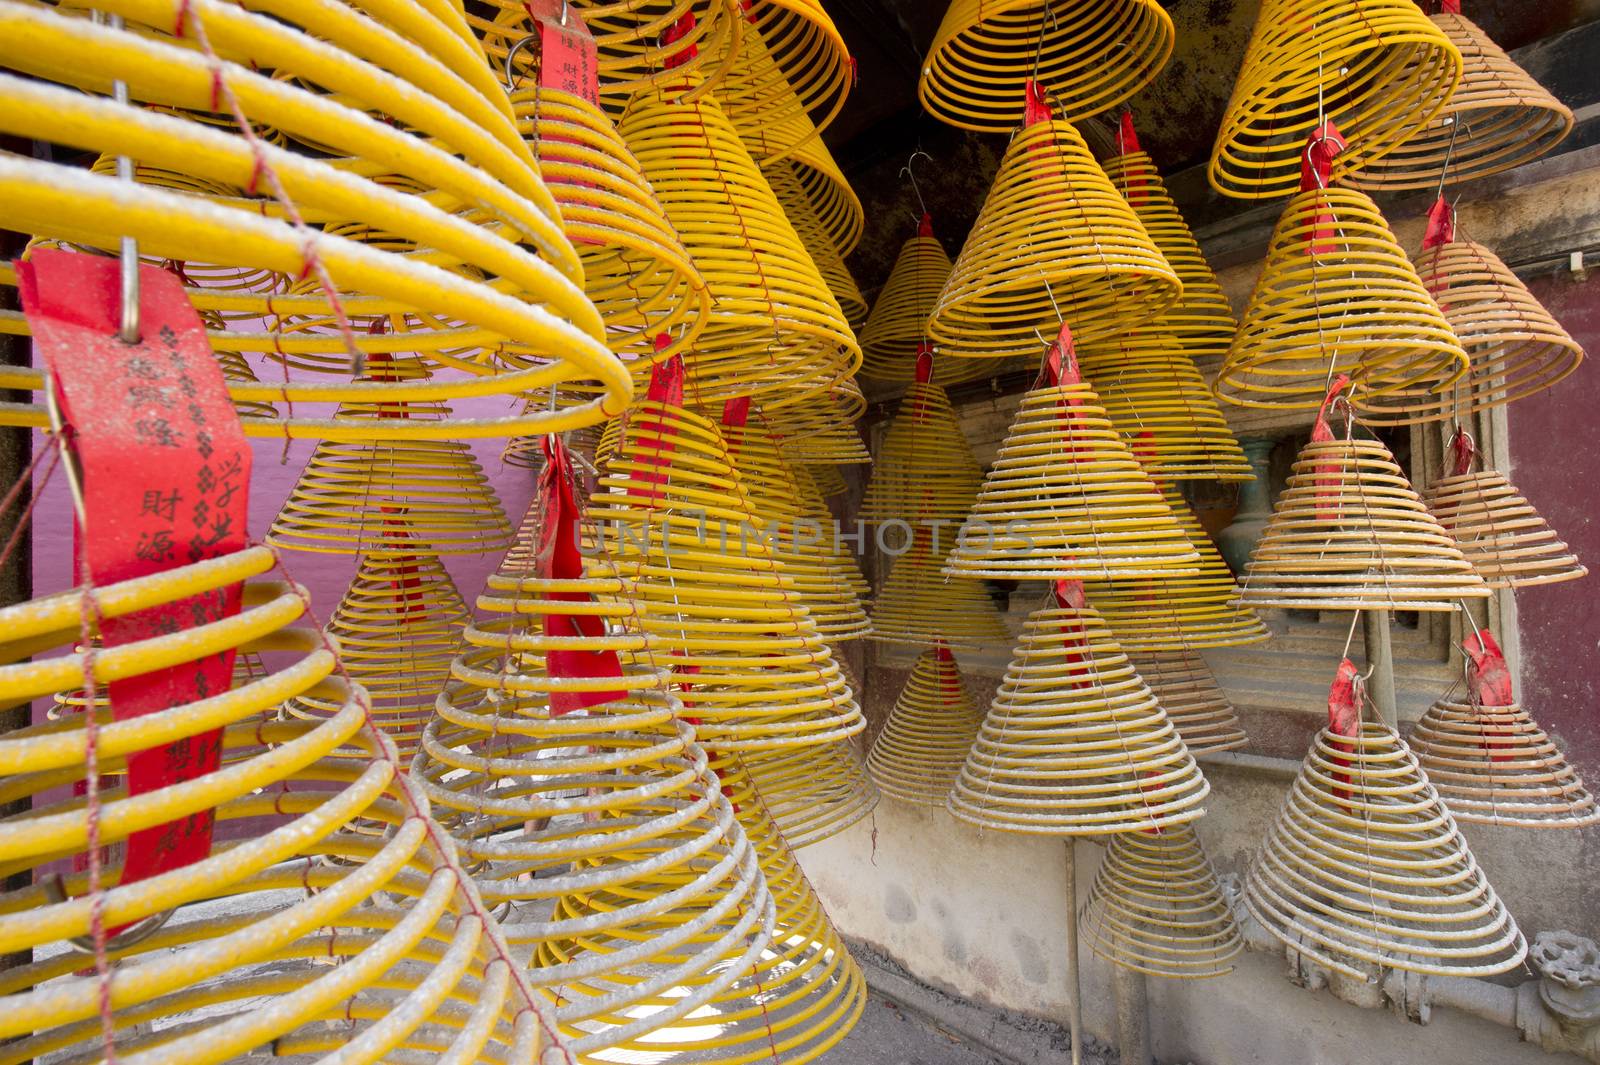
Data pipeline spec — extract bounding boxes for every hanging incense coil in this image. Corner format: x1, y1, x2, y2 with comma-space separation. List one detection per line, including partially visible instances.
1237, 436, 1493, 611
944, 381, 1201, 580
1424, 470, 1587, 589
0, 546, 561, 1063
589, 397, 864, 749
765, 156, 867, 327
285, 552, 468, 755
267, 396, 512, 556
1085, 485, 1269, 652
745, 740, 879, 848
1099, 148, 1238, 365
1078, 332, 1252, 481
929, 119, 1181, 357
869, 529, 1012, 652
414, 567, 782, 1056
1129, 650, 1248, 755
764, 382, 872, 464
617, 74, 859, 408
1352, 10, 1573, 191
1364, 238, 1585, 423
1209, 0, 1462, 199
866, 646, 984, 807
918, 0, 1174, 132
858, 221, 974, 384
211, 350, 278, 422
1244, 722, 1527, 980
803, 461, 849, 497
0, 0, 629, 439
713, 0, 853, 161
1215, 187, 1468, 412
1080, 822, 1244, 979
858, 381, 985, 525
948, 600, 1209, 835
509, 84, 710, 367
784, 129, 865, 256
1412, 697, 1600, 828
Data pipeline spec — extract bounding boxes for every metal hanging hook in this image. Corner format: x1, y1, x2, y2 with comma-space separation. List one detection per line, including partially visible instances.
900, 151, 932, 220
1434, 115, 1463, 201
504, 33, 540, 91
1029, 0, 1058, 84
93, 10, 139, 343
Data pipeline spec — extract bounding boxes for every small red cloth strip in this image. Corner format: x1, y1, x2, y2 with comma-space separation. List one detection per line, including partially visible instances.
1449, 430, 1477, 477
522, 0, 599, 105
538, 434, 625, 715
1327, 657, 1362, 804
632, 341, 683, 509
934, 639, 961, 697
1053, 580, 1090, 689
663, 10, 697, 69
1117, 112, 1148, 204
1024, 79, 1052, 127
1300, 121, 1347, 256
1311, 374, 1349, 521
918, 212, 934, 239
1462, 628, 1515, 763
1423, 195, 1457, 250
19, 248, 251, 890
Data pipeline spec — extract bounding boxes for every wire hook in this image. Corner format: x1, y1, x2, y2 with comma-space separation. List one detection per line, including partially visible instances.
504, 33, 540, 91
900, 151, 932, 219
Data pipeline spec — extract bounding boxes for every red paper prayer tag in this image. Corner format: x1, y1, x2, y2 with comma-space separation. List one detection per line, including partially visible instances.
1462, 627, 1515, 763
1449, 429, 1477, 478
720, 396, 751, 429
634, 349, 685, 508
1117, 112, 1149, 204
1423, 195, 1457, 250
1053, 580, 1089, 684
1023, 79, 1052, 127
537, 435, 625, 715
529, 0, 599, 105
18, 248, 251, 889
1441, 0, 1461, 13
918, 212, 934, 239
1327, 657, 1362, 803
1041, 321, 1081, 389
1311, 374, 1349, 521
1300, 121, 1347, 256
663, 10, 697, 69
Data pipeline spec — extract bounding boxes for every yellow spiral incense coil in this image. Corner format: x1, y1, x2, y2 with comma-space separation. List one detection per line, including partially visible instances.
1244, 722, 1526, 981
762, 382, 872, 464
718, 419, 872, 642
1413, 698, 1600, 829
510, 83, 710, 367
784, 128, 864, 256
1084, 485, 1268, 652
858, 381, 985, 525
1209, 0, 1462, 199
499, 384, 611, 470
930, 119, 1181, 358
1236, 436, 1492, 612
745, 739, 879, 849
1367, 238, 1585, 424
1078, 332, 1252, 482
866, 646, 983, 807
266, 396, 512, 556
764, 156, 867, 327
1098, 149, 1238, 366
1424, 469, 1587, 589
1128, 650, 1248, 755
286, 552, 469, 756
944, 382, 1201, 580
869, 530, 1012, 652
0, 0, 629, 439
0, 546, 556, 1063
948, 601, 1210, 836
589, 398, 864, 749
1080, 822, 1243, 979
411, 566, 785, 1057
1215, 188, 1467, 412
617, 74, 860, 408
859, 222, 984, 384
713, 0, 853, 161
918, 0, 1174, 131
801, 461, 849, 497
1352, 10, 1572, 191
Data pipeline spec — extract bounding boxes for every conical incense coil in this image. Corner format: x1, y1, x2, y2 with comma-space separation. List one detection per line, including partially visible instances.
285, 552, 468, 755
1078, 332, 1252, 482
1244, 721, 1526, 980
858, 220, 978, 384
948, 598, 1210, 835
867, 645, 983, 807
212, 349, 278, 422
869, 529, 1011, 652
589, 394, 864, 749
787, 459, 871, 604
713, 0, 853, 161
1424, 469, 1586, 589
918, 0, 1174, 132
1080, 823, 1244, 979
764, 383, 872, 464
1209, 0, 1461, 199
266, 396, 512, 555
510, 84, 710, 367
0, 547, 561, 1063
745, 740, 879, 848
1374, 237, 1585, 423
414, 568, 782, 1056
929, 117, 1181, 357
1129, 650, 1248, 755
617, 74, 859, 409
765, 156, 867, 327
719, 418, 872, 643
1085, 485, 1269, 652
858, 380, 984, 525
1352, 10, 1573, 191
0, 0, 629, 439
1215, 187, 1467, 412
943, 381, 1201, 580
1099, 142, 1238, 365
1414, 699, 1599, 828
477, 0, 738, 103
784, 127, 864, 256
1237, 436, 1492, 611
803, 461, 849, 497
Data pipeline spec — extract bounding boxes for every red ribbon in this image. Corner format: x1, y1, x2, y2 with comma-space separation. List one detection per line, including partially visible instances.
1053, 580, 1089, 688
1462, 628, 1514, 762
663, 10, 697, 69
1328, 657, 1362, 803
1023, 79, 1052, 127
1423, 195, 1456, 250
1116, 112, 1148, 204
1448, 430, 1477, 478
634, 344, 684, 508
1311, 374, 1350, 521
1440, 0, 1461, 12
917, 212, 934, 239
1300, 121, 1347, 257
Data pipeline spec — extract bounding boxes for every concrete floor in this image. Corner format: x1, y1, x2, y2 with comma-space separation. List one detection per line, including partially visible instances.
823, 989, 1008, 1065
